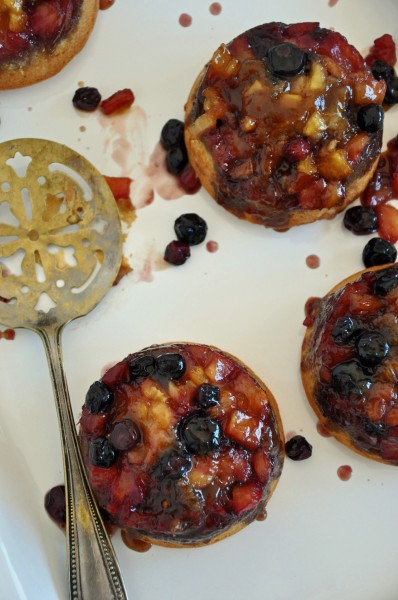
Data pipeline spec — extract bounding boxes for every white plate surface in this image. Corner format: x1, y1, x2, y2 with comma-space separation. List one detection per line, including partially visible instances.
1, 1, 398, 599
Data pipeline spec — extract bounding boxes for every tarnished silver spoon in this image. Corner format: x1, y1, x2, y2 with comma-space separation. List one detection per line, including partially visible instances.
0, 138, 128, 599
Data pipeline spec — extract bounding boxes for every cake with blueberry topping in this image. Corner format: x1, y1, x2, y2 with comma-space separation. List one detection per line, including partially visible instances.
0, 0, 98, 89
79, 343, 284, 546
185, 22, 385, 230
302, 264, 398, 464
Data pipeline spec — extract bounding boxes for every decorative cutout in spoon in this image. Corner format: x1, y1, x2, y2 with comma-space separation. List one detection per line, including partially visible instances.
0, 138, 127, 600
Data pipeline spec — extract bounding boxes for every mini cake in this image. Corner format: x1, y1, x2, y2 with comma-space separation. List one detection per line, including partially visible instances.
79, 343, 284, 546
302, 264, 398, 465
185, 22, 385, 230
0, 0, 98, 89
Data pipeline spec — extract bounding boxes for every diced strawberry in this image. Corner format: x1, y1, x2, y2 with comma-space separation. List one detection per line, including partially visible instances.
104, 176, 132, 200
346, 133, 369, 164
365, 382, 395, 421
178, 164, 201, 195
218, 448, 252, 485
101, 89, 135, 115
224, 410, 263, 450
79, 407, 109, 435
29, 1, 63, 39
380, 436, 398, 461
298, 179, 326, 210
89, 464, 117, 491
365, 34, 397, 67
231, 482, 263, 514
110, 466, 143, 507
102, 361, 130, 388
303, 296, 321, 327
349, 292, 382, 314
361, 171, 392, 207
376, 203, 398, 243
252, 449, 272, 484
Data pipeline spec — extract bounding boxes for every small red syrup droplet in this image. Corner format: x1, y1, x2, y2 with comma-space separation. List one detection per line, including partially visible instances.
179, 13, 192, 27
306, 254, 320, 269
121, 529, 152, 552
99, 0, 115, 9
206, 241, 219, 253
316, 421, 332, 438
256, 507, 267, 521
337, 465, 352, 481
209, 2, 222, 15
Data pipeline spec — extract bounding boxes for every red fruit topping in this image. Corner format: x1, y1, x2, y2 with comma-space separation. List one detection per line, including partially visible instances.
101, 89, 135, 115
29, 1, 63, 39
337, 465, 352, 481
99, 0, 115, 9
303, 296, 321, 327
104, 176, 132, 200
283, 138, 311, 163
224, 410, 263, 450
79, 407, 109, 436
376, 203, 398, 243
298, 179, 326, 210
102, 361, 130, 388
164, 240, 190, 265
366, 34, 397, 67
252, 449, 272, 484
178, 164, 201, 194
231, 482, 263, 514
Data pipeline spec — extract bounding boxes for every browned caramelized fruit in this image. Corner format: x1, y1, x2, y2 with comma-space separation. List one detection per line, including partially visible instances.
79, 343, 284, 546
302, 265, 398, 465
185, 22, 385, 229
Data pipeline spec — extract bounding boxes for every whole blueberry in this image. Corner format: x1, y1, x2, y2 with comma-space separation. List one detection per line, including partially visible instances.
197, 383, 220, 408
179, 413, 221, 455
72, 87, 102, 111
384, 76, 398, 105
362, 238, 397, 267
174, 213, 208, 245
285, 435, 312, 461
374, 267, 398, 296
109, 419, 141, 451
343, 206, 378, 235
44, 485, 66, 528
371, 60, 395, 82
129, 355, 156, 380
332, 316, 361, 345
90, 437, 117, 468
156, 353, 186, 380
331, 360, 372, 395
161, 119, 185, 150
356, 331, 389, 368
166, 147, 188, 175
164, 240, 190, 265
266, 42, 307, 78
357, 104, 384, 133
84, 380, 114, 414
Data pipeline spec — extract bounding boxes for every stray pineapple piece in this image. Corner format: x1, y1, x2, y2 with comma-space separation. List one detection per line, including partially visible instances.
353, 80, 386, 105
303, 111, 327, 138
290, 75, 307, 95
189, 366, 208, 386
278, 93, 303, 109
210, 44, 240, 78
0, 0, 27, 32
141, 379, 168, 403
297, 155, 317, 175
203, 86, 225, 116
318, 149, 353, 179
243, 79, 266, 97
240, 116, 258, 132
307, 62, 326, 93
321, 182, 344, 208
188, 113, 216, 137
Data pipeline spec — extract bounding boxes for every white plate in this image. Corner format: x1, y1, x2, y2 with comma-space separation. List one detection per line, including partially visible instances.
1, 1, 398, 598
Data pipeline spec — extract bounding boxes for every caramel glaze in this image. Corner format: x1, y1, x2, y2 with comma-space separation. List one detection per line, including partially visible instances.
186, 22, 384, 228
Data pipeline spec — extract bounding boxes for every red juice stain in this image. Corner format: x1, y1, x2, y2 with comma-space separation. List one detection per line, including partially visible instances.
337, 465, 352, 481
306, 254, 320, 269
206, 241, 219, 253
99, 0, 115, 9
209, 2, 222, 15
179, 13, 192, 27
316, 421, 332, 437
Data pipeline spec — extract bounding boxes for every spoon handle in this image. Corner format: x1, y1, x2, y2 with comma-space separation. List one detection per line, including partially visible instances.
40, 324, 128, 600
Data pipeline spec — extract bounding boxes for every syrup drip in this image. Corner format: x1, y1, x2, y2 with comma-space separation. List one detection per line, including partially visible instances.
316, 421, 332, 438
121, 529, 152, 552
0, 328, 15, 340
256, 507, 268, 522
99, 0, 115, 9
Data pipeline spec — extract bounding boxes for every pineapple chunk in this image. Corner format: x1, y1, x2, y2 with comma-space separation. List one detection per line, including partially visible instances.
303, 111, 327, 138
188, 113, 216, 137
297, 155, 317, 175
290, 75, 307, 95
318, 149, 353, 179
278, 93, 303, 109
240, 116, 258, 132
243, 79, 266, 96
308, 62, 326, 93
189, 366, 208, 386
210, 44, 240, 78
353, 80, 386, 105
0, 0, 26, 32
141, 379, 168, 403
150, 402, 173, 429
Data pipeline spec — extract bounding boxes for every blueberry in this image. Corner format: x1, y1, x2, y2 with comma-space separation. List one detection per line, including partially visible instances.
363, 419, 388, 437
384, 76, 398, 105
343, 206, 378, 235
331, 360, 372, 395
90, 437, 116, 468
84, 380, 114, 414
356, 331, 389, 367
129, 355, 156, 380
332, 316, 361, 344
161, 119, 185, 150
266, 42, 307, 78
285, 435, 312, 461
151, 447, 192, 480
197, 383, 220, 408
371, 60, 395, 82
156, 353, 186, 380
179, 413, 221, 455
44, 485, 66, 528
72, 87, 102, 111
166, 147, 188, 175
374, 267, 398, 295
164, 240, 190, 265
357, 104, 384, 133
362, 237, 397, 267
174, 213, 208, 245
109, 419, 141, 451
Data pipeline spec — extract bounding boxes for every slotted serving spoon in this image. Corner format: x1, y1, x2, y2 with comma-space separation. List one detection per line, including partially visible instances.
0, 138, 128, 599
